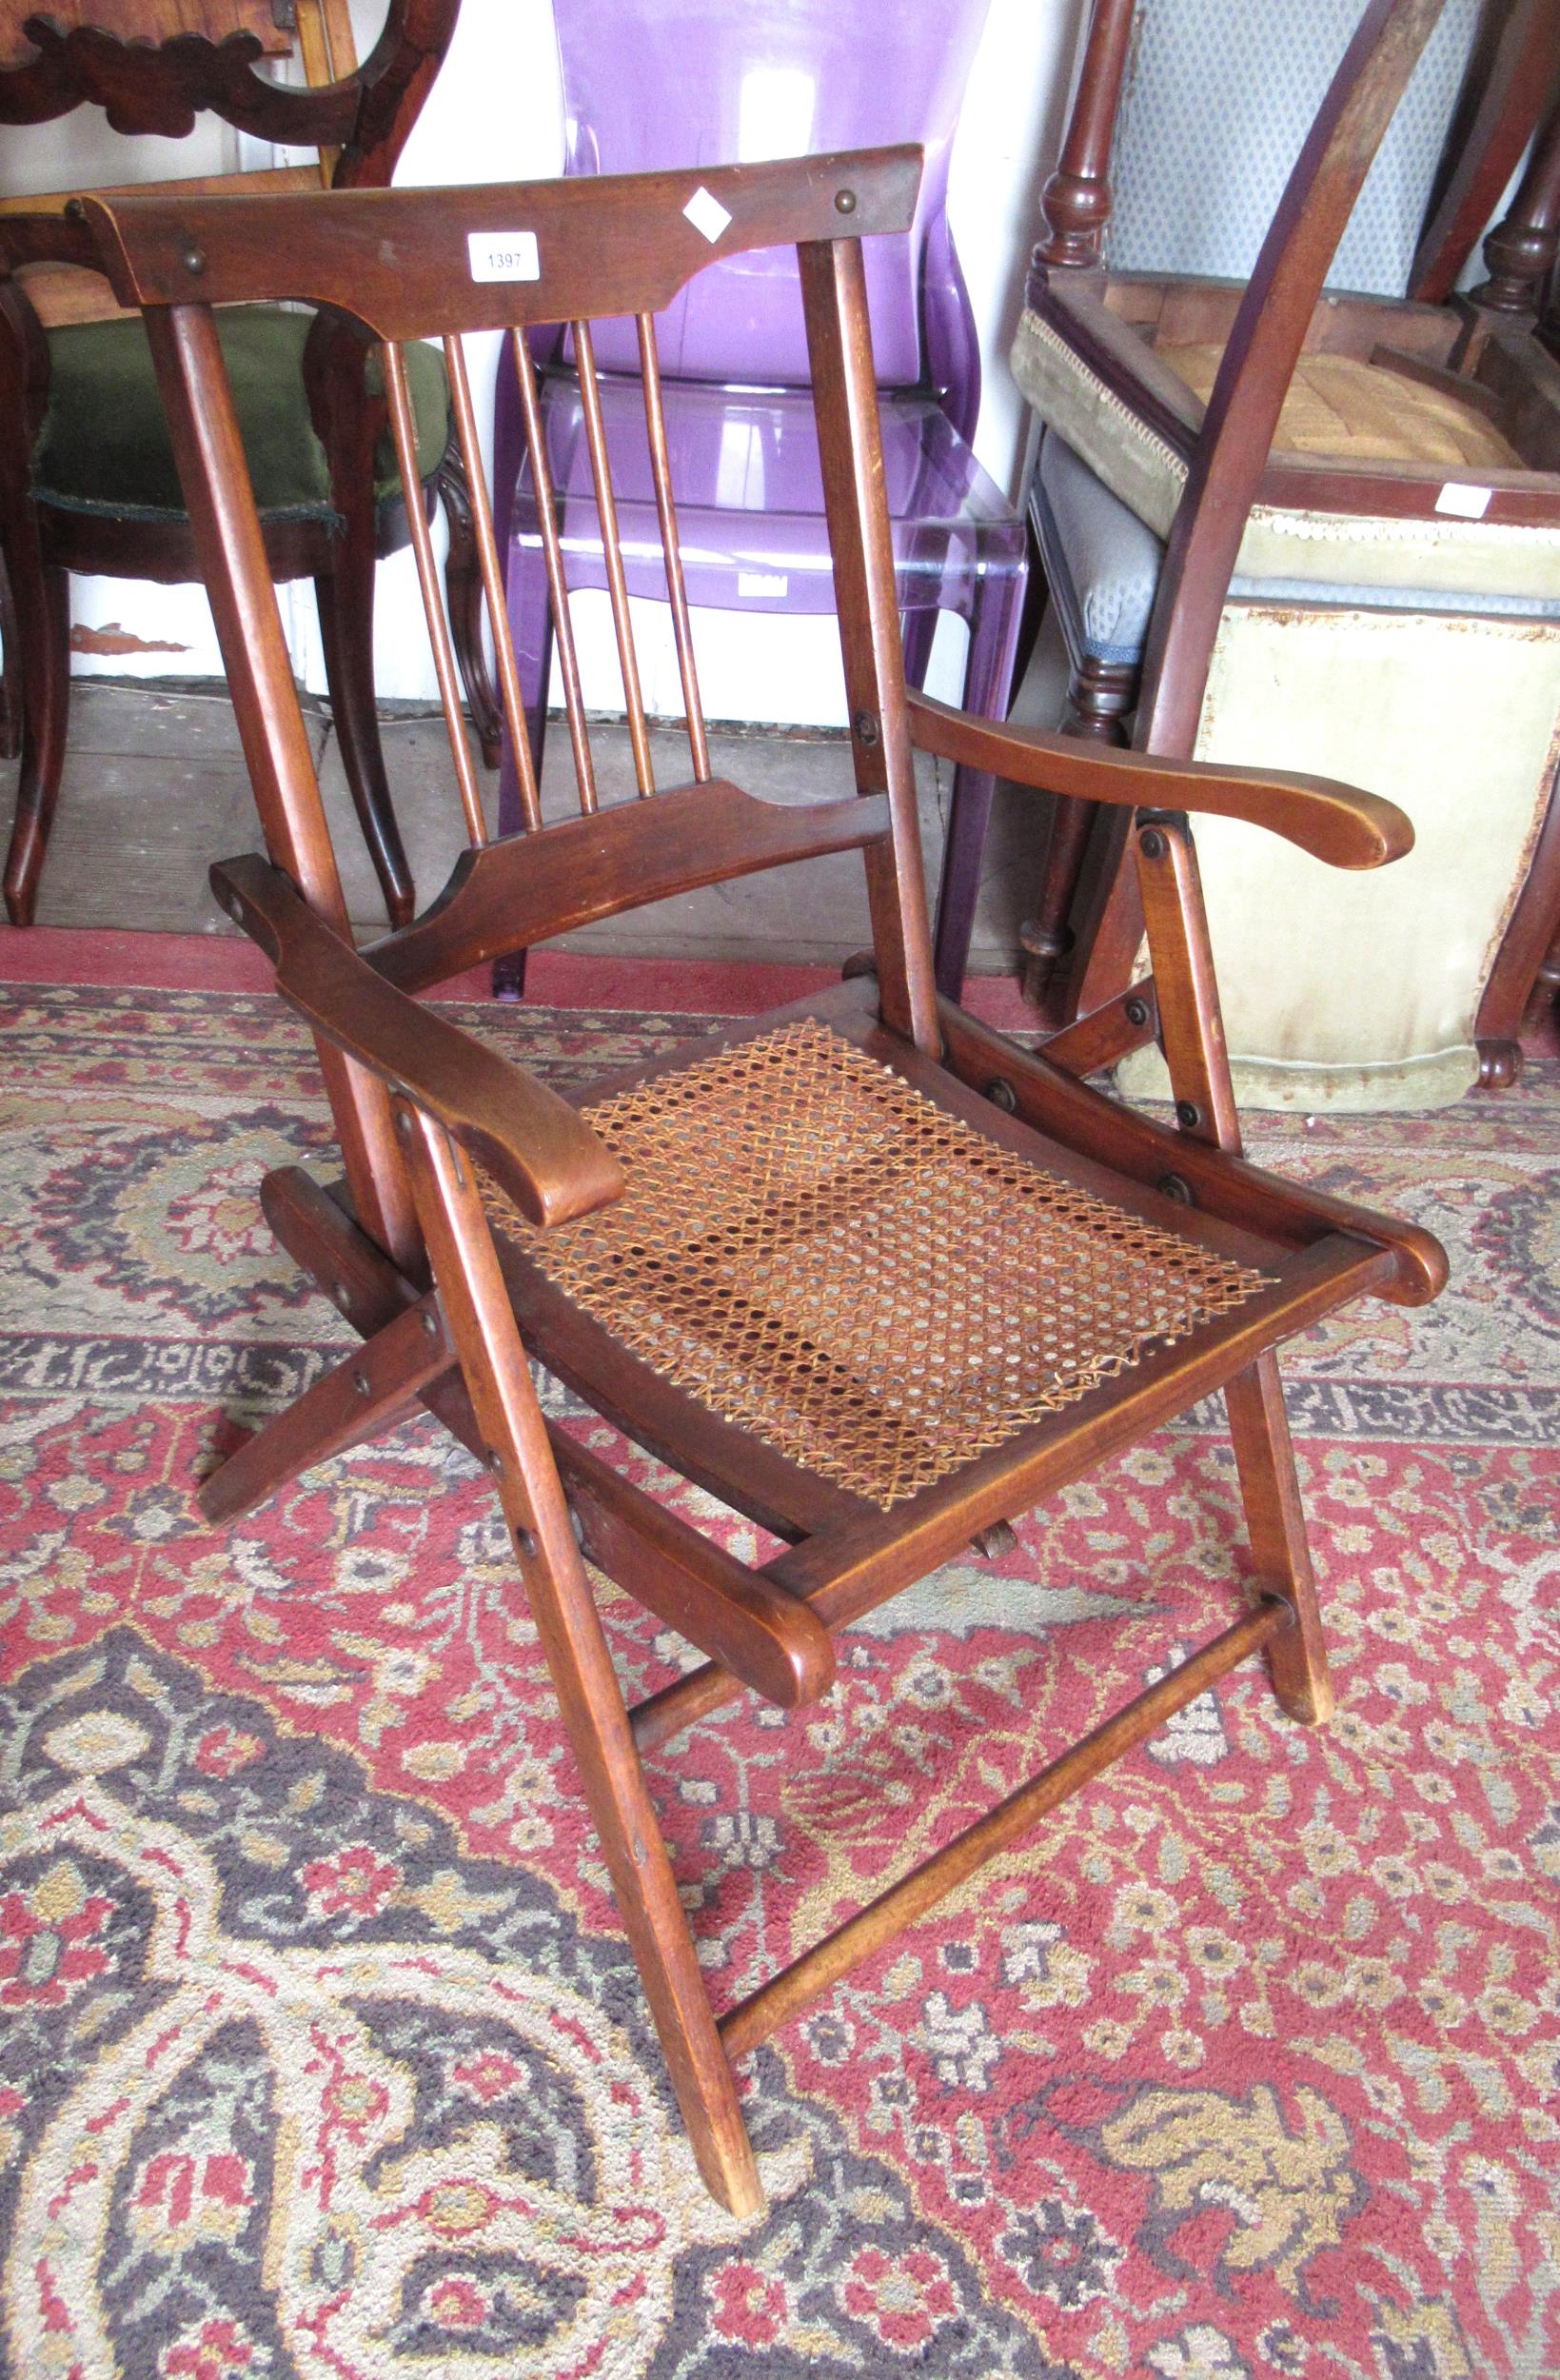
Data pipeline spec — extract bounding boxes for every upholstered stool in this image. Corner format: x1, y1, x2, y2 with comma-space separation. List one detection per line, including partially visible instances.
1022, 399, 1560, 1112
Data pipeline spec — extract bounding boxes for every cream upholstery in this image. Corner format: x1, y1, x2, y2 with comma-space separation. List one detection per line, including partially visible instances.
1117, 605, 1560, 1110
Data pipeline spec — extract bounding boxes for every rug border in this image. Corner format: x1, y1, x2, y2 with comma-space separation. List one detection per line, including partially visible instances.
0, 924, 1037, 1028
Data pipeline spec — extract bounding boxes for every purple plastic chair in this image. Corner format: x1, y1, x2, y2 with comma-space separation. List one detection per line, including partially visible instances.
491, 0, 1028, 998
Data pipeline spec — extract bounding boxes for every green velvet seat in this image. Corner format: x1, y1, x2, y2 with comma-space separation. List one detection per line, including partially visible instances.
0, 0, 470, 942
34, 307, 450, 523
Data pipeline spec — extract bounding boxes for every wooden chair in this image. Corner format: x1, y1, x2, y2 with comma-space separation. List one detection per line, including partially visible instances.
78, 149, 1447, 2213
0, 0, 467, 932
996, 0, 1560, 1105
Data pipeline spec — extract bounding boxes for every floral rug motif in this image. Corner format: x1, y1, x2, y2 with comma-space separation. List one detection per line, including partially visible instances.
1, 979, 1557, 2380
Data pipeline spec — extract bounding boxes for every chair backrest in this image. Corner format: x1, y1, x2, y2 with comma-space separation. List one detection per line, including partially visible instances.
79, 150, 942, 1256
548, 0, 990, 400
0, 1, 291, 73
1102, 0, 1486, 294
0, 0, 458, 326
1135, 0, 1467, 756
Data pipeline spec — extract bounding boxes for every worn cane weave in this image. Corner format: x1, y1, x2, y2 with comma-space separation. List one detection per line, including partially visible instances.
488, 1019, 1273, 1507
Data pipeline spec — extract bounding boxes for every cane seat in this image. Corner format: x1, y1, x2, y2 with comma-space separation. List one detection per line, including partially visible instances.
489, 1015, 1273, 1510
1158, 341, 1522, 469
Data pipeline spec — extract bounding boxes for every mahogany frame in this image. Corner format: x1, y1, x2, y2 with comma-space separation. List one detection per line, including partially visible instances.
0, 0, 466, 935
81, 150, 1446, 2215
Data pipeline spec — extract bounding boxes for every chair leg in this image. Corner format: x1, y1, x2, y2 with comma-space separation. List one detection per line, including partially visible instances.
933, 764, 996, 1001
313, 551, 416, 931
2, 542, 69, 927
0, 545, 22, 764
399, 1107, 765, 2215
1018, 653, 1138, 1018
930, 567, 1031, 1002
200, 1292, 452, 1523
436, 445, 502, 770
1224, 1353, 1334, 1726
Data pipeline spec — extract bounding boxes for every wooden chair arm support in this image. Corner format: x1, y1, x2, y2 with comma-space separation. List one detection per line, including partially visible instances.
211, 856, 624, 1228
907, 690, 1413, 870
0, 205, 103, 274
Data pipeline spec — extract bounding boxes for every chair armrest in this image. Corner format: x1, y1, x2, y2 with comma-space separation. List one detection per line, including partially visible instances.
906, 690, 1412, 870
212, 856, 623, 1230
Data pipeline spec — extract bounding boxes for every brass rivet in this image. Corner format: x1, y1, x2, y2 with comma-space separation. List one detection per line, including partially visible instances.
1124, 997, 1150, 1029
1138, 827, 1167, 862
183, 245, 206, 276
1175, 1100, 1202, 1131
835, 188, 858, 215
485, 1446, 504, 1477
985, 1077, 1017, 1114
1158, 1172, 1194, 1205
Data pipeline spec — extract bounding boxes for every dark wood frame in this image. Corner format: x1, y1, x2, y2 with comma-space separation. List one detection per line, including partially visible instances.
1013, 0, 1560, 1087
0, 0, 466, 932
80, 150, 1446, 2214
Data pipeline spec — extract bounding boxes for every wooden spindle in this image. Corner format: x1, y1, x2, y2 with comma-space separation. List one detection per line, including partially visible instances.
573, 317, 655, 797
383, 339, 487, 848
1030, 0, 1138, 287
442, 332, 541, 832
719, 1599, 1288, 2061
1467, 84, 1560, 322
509, 329, 598, 814
637, 311, 710, 783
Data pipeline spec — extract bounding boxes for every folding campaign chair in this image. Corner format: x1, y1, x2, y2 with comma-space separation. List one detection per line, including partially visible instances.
77, 149, 1448, 2214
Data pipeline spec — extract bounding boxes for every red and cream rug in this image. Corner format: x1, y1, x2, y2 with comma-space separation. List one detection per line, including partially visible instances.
1, 956, 1556, 2380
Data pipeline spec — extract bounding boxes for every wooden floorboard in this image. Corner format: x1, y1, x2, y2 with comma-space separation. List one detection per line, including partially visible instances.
3, 680, 1037, 969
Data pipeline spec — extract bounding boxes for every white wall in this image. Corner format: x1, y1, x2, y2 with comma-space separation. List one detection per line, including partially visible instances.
49, 0, 1084, 724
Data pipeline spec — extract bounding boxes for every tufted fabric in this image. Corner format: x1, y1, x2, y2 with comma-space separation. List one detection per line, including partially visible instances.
1106, 0, 1482, 297
1159, 343, 1523, 470
33, 307, 450, 524
1035, 429, 1163, 662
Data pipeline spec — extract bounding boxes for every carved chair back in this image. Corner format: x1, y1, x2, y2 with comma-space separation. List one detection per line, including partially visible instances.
0, 0, 451, 327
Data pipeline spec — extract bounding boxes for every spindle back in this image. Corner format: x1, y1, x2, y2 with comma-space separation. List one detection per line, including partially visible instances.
79, 148, 938, 1241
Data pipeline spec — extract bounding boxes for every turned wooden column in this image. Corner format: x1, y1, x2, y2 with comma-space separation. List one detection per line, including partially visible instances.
1028, 0, 1138, 286
1454, 84, 1560, 360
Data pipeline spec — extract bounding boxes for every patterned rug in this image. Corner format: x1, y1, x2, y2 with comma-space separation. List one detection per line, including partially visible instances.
1, 977, 1557, 2380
